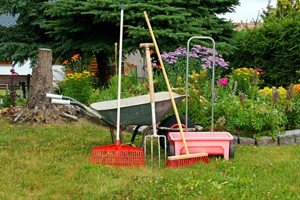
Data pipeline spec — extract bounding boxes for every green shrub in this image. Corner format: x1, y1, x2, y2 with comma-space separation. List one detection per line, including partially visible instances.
227, 12, 300, 86
90, 69, 148, 103
214, 88, 288, 138
59, 70, 94, 104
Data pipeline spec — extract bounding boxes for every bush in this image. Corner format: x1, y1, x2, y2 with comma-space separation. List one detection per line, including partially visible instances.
90, 68, 148, 103
59, 70, 94, 104
227, 12, 300, 86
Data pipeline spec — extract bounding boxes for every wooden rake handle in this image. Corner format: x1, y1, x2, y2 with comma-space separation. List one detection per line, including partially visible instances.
143, 11, 189, 155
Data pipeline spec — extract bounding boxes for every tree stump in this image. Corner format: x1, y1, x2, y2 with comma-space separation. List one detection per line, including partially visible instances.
14, 48, 77, 124
28, 48, 54, 109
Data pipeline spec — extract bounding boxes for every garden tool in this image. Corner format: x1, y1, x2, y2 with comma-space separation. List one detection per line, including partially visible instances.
89, 4, 144, 167
140, 43, 167, 167
143, 11, 209, 167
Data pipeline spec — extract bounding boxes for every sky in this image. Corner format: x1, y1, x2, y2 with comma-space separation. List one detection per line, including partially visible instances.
220, 0, 277, 22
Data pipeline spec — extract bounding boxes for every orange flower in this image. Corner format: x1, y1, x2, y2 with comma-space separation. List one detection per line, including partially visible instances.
130, 63, 135, 68
294, 84, 300, 93
71, 54, 80, 61
124, 67, 130, 73
62, 60, 68, 65
150, 49, 154, 55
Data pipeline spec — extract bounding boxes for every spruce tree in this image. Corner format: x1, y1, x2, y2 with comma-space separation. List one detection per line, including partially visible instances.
1, 0, 240, 86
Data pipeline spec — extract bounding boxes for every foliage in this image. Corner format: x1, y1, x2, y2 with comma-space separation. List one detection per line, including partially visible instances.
61, 53, 91, 73
228, 2, 300, 87
90, 68, 148, 103
0, 94, 27, 108
0, 117, 299, 199
0, 0, 239, 86
43, 0, 239, 55
259, 86, 287, 100
0, 0, 55, 66
0, 94, 10, 108
214, 88, 288, 138
214, 81, 300, 137
59, 70, 94, 104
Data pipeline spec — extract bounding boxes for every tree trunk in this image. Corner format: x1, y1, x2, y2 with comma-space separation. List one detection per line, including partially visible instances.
14, 48, 82, 123
27, 48, 54, 108
95, 52, 111, 87
14, 48, 63, 123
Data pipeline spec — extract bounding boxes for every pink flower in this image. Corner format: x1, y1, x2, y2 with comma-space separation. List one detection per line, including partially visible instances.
217, 77, 228, 87
255, 67, 265, 74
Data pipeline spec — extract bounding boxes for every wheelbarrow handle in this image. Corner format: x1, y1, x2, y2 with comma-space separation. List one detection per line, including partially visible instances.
46, 93, 63, 99
51, 99, 70, 105
47, 93, 115, 129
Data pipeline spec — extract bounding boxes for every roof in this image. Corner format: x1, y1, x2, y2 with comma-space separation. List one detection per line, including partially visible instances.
0, 61, 32, 75
233, 22, 262, 31
0, 13, 19, 27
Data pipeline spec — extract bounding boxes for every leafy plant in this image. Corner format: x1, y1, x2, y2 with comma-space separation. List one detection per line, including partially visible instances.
90, 69, 148, 103
227, 10, 300, 86
59, 70, 94, 104
214, 87, 288, 138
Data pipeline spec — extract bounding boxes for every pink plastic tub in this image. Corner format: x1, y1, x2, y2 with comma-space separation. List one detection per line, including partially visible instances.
168, 132, 233, 160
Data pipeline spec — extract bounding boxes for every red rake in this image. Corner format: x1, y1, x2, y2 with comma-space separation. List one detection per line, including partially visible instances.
90, 144, 144, 167
90, 4, 144, 167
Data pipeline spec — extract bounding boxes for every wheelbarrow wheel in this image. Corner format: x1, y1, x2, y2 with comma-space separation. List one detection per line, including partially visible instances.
229, 141, 234, 159
158, 114, 195, 156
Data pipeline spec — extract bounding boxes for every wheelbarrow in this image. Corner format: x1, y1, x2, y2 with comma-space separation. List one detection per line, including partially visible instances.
46, 92, 193, 147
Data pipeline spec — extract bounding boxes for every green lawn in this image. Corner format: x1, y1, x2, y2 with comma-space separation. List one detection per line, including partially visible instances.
0, 117, 299, 199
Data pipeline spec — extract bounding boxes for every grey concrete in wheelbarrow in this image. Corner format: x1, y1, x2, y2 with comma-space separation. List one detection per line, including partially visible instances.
277, 129, 300, 145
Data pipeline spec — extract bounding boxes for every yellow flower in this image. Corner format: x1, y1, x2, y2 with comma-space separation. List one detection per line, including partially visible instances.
190, 71, 200, 81
177, 76, 183, 83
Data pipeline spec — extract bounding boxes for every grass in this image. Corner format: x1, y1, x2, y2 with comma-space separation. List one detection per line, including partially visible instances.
0, 117, 299, 200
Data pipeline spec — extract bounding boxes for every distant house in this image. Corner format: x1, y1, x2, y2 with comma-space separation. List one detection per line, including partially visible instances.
233, 22, 262, 31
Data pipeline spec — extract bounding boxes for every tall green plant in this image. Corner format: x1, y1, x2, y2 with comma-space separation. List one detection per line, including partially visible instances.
228, 10, 300, 86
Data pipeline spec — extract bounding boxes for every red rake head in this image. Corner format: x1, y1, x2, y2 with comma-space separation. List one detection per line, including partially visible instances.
90, 144, 144, 167
166, 156, 210, 167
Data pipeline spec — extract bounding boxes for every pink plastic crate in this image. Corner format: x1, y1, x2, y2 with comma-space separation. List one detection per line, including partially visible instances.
168, 132, 233, 160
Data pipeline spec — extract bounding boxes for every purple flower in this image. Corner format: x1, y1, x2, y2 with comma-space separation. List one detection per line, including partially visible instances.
161, 45, 229, 70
